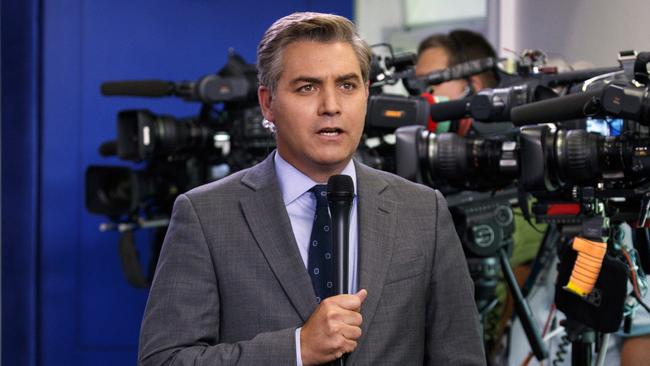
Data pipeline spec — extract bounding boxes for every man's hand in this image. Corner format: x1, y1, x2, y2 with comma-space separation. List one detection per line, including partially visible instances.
300, 289, 368, 366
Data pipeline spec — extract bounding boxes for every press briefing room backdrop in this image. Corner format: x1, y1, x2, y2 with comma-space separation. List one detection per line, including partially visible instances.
2, 1, 352, 365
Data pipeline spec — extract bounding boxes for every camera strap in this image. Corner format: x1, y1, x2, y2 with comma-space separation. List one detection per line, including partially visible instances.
118, 230, 150, 288
517, 186, 544, 234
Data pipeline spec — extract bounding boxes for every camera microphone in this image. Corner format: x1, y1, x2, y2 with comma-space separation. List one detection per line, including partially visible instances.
420, 57, 497, 86
540, 66, 621, 87
510, 88, 602, 125
101, 80, 175, 97
429, 97, 471, 122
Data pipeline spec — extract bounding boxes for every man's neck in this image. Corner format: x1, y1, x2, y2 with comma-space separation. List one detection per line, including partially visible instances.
276, 152, 351, 184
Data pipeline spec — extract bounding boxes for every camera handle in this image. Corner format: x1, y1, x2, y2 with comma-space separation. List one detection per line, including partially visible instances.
100, 219, 169, 288
557, 199, 613, 366
118, 230, 150, 288
498, 246, 549, 361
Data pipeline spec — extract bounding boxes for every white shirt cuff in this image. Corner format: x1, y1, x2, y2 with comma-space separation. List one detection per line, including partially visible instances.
295, 327, 304, 366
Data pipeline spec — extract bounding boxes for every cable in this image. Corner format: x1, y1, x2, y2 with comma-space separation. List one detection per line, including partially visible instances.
552, 334, 570, 366
541, 304, 556, 336
543, 326, 566, 343
594, 333, 610, 366
621, 248, 650, 313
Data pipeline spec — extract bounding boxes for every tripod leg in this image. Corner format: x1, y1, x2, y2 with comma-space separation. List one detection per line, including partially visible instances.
498, 247, 548, 361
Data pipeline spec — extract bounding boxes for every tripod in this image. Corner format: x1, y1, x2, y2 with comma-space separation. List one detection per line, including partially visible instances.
448, 189, 548, 362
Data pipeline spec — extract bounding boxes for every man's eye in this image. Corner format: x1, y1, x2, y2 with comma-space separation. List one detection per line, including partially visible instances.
340, 82, 357, 90
297, 84, 315, 92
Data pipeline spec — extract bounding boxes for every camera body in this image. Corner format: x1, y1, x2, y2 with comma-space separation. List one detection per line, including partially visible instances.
86, 53, 273, 220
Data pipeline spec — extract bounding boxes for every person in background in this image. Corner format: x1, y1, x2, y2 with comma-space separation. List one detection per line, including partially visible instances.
416, 29, 498, 101
415, 29, 544, 362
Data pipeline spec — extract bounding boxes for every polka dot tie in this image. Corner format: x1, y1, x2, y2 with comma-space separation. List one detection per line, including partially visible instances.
308, 185, 335, 303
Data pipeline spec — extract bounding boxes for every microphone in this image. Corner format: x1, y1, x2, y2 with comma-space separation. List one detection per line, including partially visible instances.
403, 58, 497, 94
327, 175, 354, 366
100, 80, 175, 97
510, 88, 602, 125
420, 57, 497, 86
420, 92, 452, 131
327, 175, 355, 298
540, 66, 621, 87
429, 97, 471, 122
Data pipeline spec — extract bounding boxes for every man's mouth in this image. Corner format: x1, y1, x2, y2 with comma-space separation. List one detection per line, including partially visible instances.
318, 127, 343, 136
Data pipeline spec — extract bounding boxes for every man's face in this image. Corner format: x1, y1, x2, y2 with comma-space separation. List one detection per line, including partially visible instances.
416, 46, 468, 100
258, 40, 368, 182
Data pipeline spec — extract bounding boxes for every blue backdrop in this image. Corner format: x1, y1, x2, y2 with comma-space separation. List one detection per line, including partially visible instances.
2, 1, 353, 365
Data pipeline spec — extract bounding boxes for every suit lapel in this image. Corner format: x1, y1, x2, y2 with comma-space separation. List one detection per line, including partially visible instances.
239, 154, 316, 322
348, 162, 397, 365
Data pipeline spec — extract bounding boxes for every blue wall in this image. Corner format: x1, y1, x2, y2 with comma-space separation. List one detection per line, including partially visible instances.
2, 0, 40, 365
2, 1, 353, 365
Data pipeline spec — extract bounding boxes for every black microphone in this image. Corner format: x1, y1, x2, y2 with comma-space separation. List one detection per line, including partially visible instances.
421, 57, 497, 86
510, 88, 602, 125
327, 175, 355, 297
327, 174, 354, 366
429, 97, 471, 122
100, 80, 174, 97
540, 66, 621, 87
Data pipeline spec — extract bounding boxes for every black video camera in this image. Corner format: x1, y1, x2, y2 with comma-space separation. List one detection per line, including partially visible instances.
86, 52, 273, 220
85, 52, 274, 288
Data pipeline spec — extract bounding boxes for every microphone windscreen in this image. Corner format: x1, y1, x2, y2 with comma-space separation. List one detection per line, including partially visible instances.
101, 80, 174, 97
327, 175, 354, 201
510, 88, 602, 125
429, 97, 471, 122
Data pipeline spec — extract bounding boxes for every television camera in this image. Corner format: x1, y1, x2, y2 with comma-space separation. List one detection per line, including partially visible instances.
393, 50, 650, 365
85, 52, 274, 287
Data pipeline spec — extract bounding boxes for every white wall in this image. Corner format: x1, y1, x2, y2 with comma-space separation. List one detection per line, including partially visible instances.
355, 0, 404, 46
355, 0, 498, 53
358, 0, 650, 68
502, 0, 650, 67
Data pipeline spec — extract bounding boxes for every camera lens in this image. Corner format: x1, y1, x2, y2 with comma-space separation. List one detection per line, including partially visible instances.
421, 132, 518, 190
556, 130, 600, 184
430, 133, 467, 182
555, 130, 650, 186
86, 166, 139, 216
117, 110, 220, 161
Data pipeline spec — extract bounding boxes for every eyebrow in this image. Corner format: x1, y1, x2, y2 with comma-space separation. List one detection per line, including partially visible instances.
289, 73, 362, 86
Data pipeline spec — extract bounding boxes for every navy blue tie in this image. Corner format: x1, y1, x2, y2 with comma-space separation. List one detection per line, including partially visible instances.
308, 185, 335, 303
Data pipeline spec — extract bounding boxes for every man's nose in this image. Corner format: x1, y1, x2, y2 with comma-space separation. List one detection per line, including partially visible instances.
317, 86, 341, 116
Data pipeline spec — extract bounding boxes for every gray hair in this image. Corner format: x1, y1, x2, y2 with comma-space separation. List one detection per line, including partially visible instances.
257, 12, 371, 93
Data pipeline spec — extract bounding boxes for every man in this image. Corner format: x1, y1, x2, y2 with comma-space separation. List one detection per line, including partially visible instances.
139, 12, 484, 365
415, 29, 498, 101
415, 29, 544, 360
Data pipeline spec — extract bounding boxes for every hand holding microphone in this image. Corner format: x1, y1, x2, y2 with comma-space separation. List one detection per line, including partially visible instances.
300, 289, 367, 365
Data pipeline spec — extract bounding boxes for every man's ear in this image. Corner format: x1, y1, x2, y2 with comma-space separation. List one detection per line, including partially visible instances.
258, 85, 274, 122
469, 75, 485, 93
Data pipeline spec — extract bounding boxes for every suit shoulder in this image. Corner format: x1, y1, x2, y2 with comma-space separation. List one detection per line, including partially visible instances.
183, 168, 250, 201
361, 164, 438, 197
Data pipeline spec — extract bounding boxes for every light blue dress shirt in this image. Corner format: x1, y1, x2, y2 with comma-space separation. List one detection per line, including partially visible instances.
273, 152, 359, 366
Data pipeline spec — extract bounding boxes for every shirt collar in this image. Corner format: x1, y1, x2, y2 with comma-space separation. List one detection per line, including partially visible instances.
274, 151, 358, 206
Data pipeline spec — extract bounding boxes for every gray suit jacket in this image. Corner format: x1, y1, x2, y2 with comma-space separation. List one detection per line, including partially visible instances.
139, 153, 485, 365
